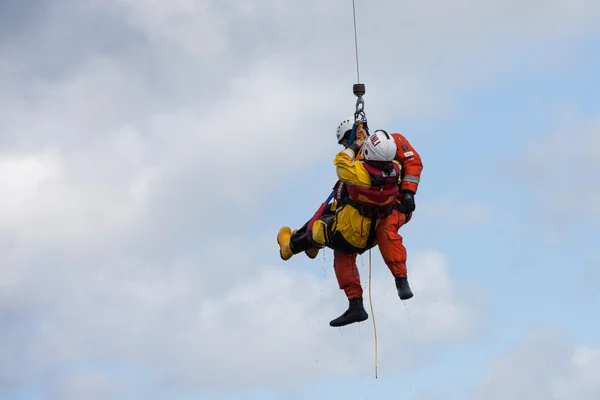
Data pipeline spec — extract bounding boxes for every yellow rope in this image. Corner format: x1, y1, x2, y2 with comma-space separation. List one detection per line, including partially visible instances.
368, 248, 378, 378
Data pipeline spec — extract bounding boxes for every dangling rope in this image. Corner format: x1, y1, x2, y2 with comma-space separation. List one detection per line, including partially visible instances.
368, 248, 378, 378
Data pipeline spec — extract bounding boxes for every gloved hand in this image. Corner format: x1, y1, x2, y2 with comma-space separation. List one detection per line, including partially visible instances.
349, 139, 364, 152
347, 139, 364, 160
400, 190, 415, 214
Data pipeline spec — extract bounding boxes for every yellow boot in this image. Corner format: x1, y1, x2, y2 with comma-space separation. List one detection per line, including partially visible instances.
277, 226, 294, 260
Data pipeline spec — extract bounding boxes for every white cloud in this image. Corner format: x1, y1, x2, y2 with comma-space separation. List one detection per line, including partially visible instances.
113, 0, 229, 61
347, 0, 600, 122
1, 0, 599, 398
0, 243, 482, 396
471, 326, 600, 400
513, 114, 600, 227
47, 370, 119, 400
0, 144, 158, 251
418, 196, 490, 227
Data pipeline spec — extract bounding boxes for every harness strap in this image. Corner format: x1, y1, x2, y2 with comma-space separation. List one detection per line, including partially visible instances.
365, 214, 378, 249
343, 196, 393, 218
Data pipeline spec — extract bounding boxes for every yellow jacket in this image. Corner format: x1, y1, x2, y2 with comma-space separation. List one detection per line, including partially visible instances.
320, 147, 401, 251
334, 147, 402, 187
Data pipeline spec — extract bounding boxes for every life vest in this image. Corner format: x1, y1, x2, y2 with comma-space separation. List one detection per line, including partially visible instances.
336, 161, 400, 217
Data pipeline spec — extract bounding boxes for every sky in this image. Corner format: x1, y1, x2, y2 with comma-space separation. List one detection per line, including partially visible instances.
1, 0, 600, 399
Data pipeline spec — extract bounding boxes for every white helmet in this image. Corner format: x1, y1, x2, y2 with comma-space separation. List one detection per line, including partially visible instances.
336, 117, 355, 144
362, 130, 396, 161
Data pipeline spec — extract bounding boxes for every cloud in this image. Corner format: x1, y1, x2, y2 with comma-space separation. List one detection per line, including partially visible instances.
0, 240, 483, 396
418, 196, 490, 228
348, 0, 600, 122
3, 0, 600, 135
0, 0, 598, 398
46, 370, 119, 400
0, 147, 157, 251
471, 326, 600, 400
512, 114, 600, 228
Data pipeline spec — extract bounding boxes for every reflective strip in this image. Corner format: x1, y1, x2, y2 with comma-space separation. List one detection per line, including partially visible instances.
402, 175, 420, 184
342, 148, 355, 159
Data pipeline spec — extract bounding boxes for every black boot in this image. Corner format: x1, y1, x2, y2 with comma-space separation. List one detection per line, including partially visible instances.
289, 227, 312, 254
329, 297, 369, 327
395, 276, 413, 300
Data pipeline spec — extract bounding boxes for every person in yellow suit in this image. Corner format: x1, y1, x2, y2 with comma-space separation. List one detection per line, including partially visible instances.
277, 127, 401, 327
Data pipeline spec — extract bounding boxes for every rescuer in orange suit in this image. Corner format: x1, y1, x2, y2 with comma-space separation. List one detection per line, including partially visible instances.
277, 128, 401, 327
335, 117, 424, 301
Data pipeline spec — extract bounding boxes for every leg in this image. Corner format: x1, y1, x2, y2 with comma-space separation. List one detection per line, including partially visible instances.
329, 250, 368, 327
292, 222, 320, 259
277, 207, 338, 261
332, 250, 362, 299
376, 209, 413, 300
277, 221, 323, 261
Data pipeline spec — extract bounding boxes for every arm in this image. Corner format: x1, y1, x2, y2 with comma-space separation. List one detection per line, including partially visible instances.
392, 133, 423, 194
333, 142, 371, 187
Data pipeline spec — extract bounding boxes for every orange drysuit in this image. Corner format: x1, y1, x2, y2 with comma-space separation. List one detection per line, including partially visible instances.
392, 132, 423, 194
375, 132, 423, 279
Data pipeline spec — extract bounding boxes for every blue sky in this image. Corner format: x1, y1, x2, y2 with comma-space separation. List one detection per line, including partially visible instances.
1, 1, 600, 399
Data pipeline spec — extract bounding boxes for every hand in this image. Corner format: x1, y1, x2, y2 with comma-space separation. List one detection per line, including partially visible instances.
356, 127, 367, 141
401, 190, 415, 214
